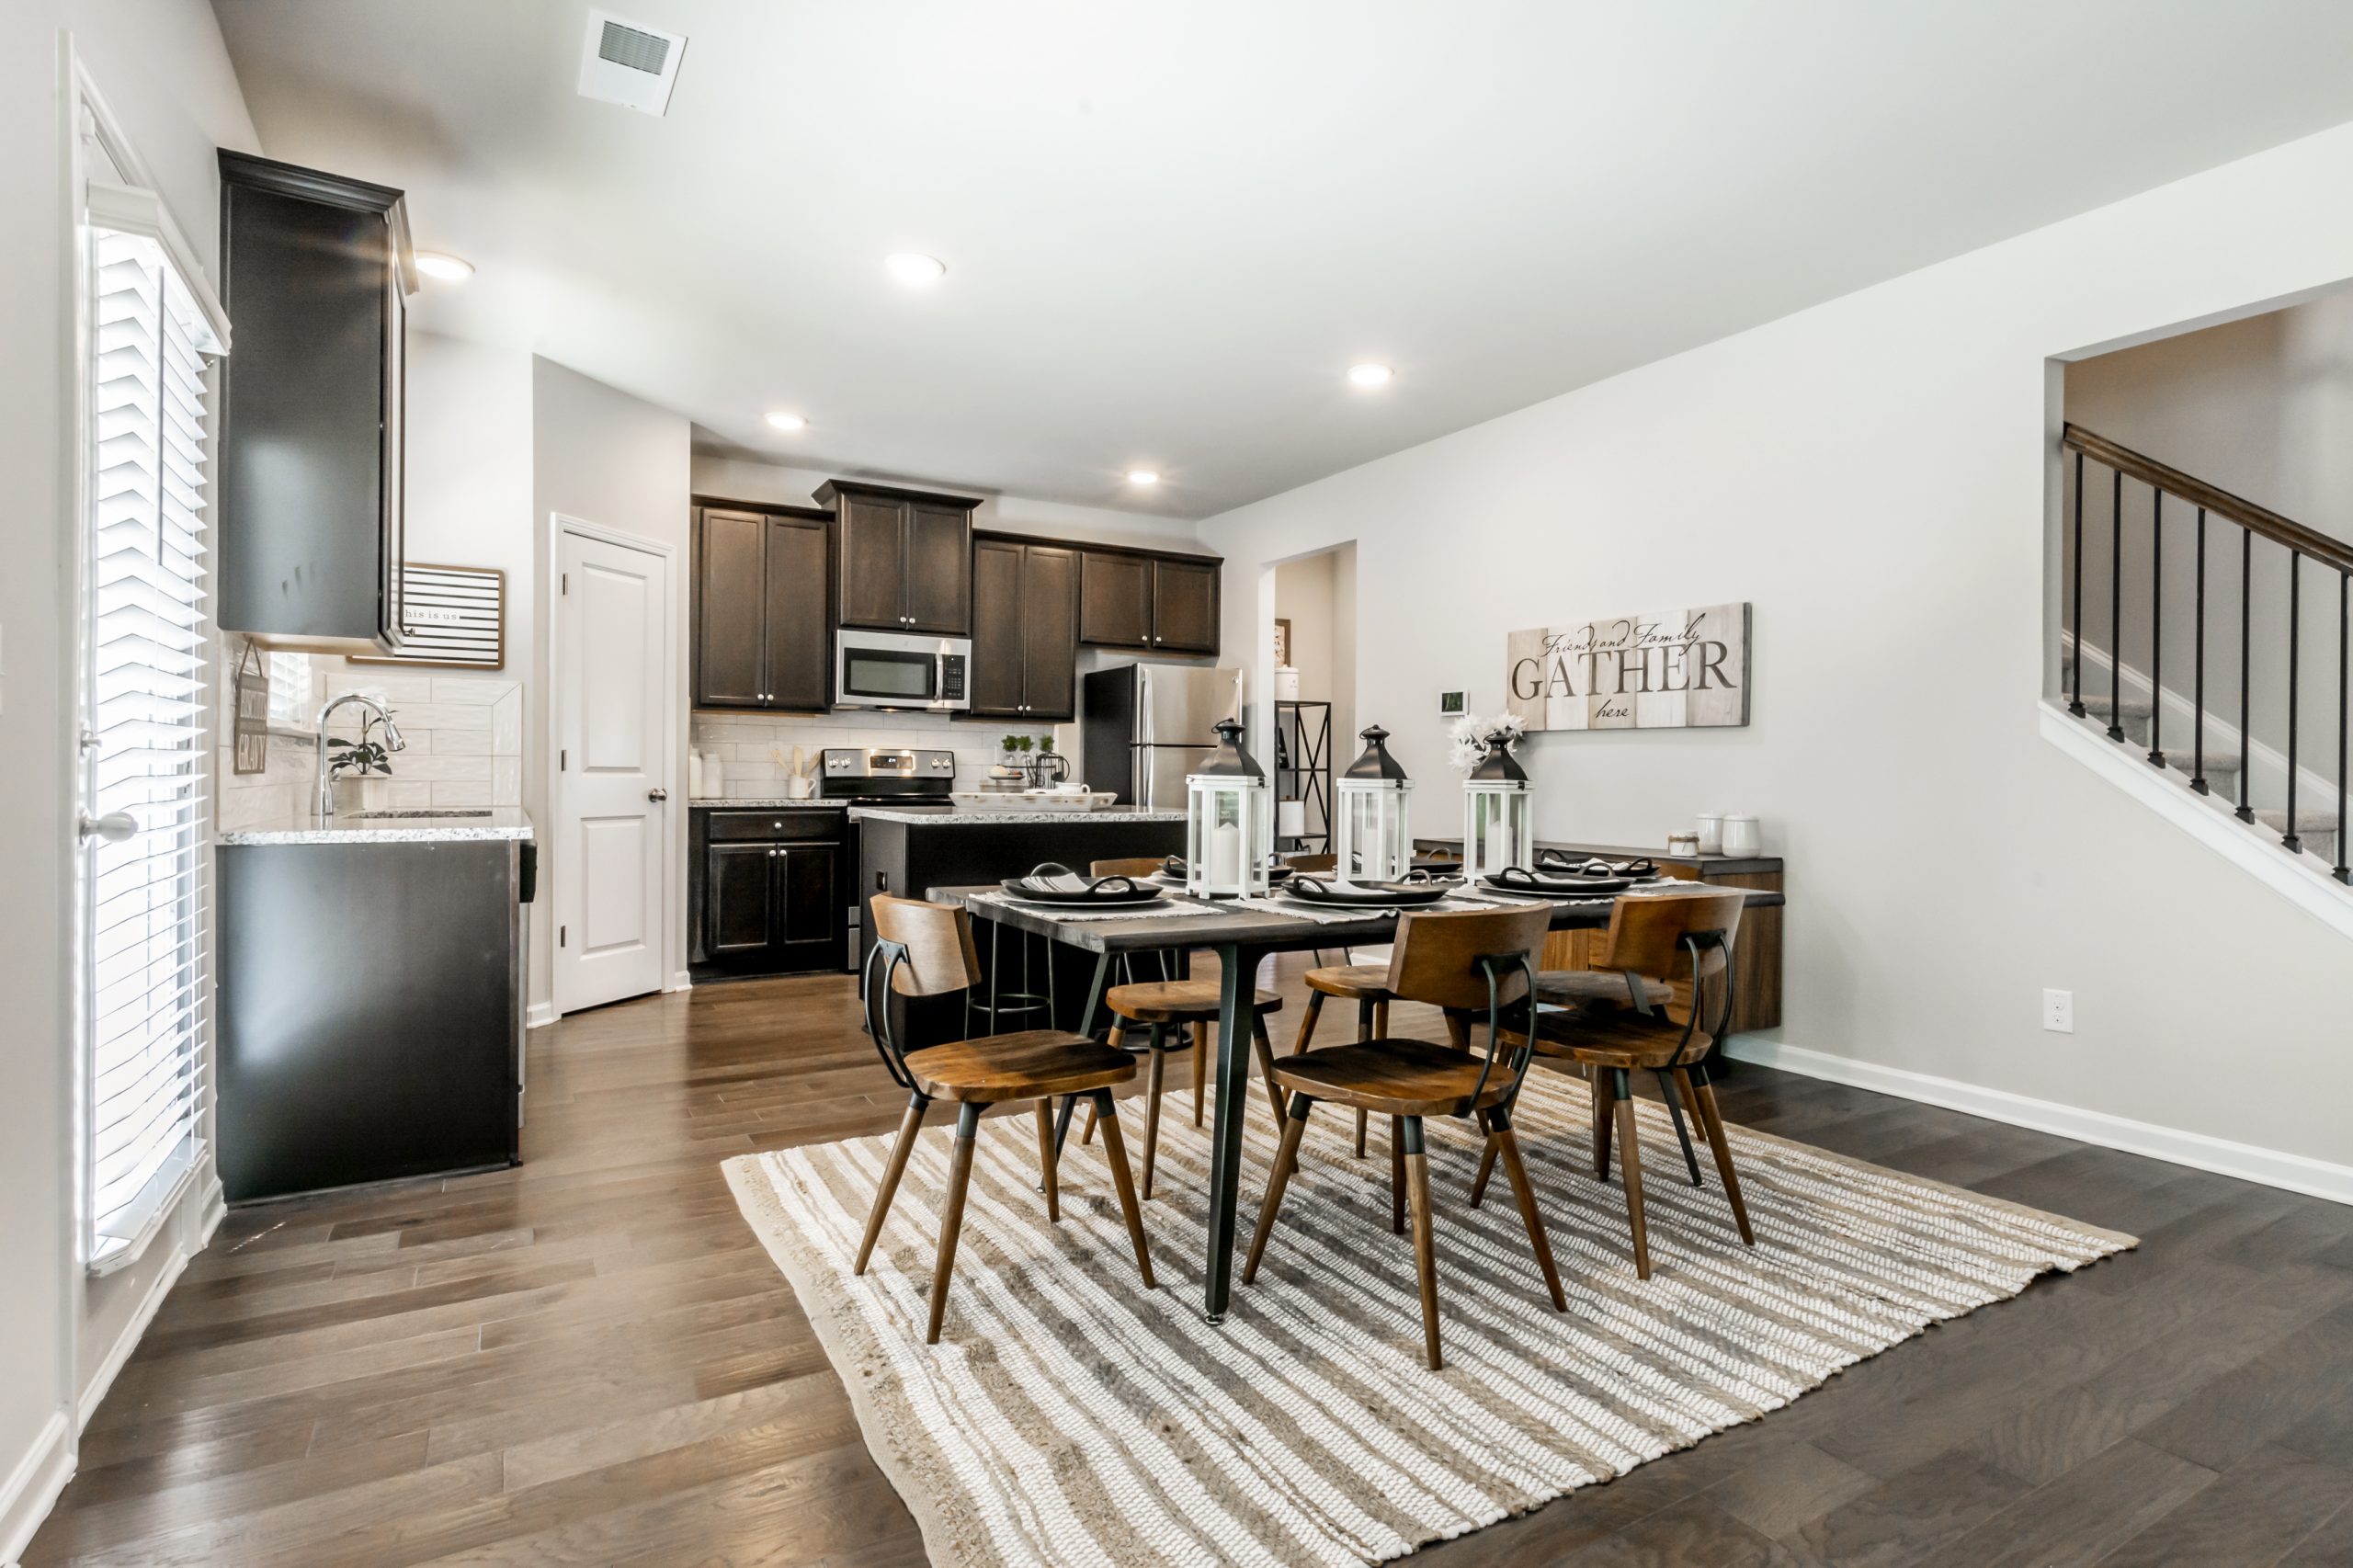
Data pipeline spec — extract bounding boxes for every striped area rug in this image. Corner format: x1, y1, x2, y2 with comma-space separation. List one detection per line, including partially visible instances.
723, 1071, 2131, 1568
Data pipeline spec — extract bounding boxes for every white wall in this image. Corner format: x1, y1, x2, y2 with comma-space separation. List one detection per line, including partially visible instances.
1200, 120, 2353, 1178
0, 6, 256, 1552
534, 359, 695, 1003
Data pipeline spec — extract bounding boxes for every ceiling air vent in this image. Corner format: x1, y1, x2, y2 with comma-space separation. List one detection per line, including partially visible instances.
577, 9, 687, 117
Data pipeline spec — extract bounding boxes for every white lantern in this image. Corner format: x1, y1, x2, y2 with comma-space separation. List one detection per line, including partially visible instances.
1462, 728, 1533, 878
1186, 718, 1273, 898
1335, 724, 1412, 882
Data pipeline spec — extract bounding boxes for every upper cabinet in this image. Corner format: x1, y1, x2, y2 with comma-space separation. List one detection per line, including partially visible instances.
1079, 547, 1222, 654
813, 480, 979, 634
970, 536, 1079, 720
216, 152, 415, 653
692, 501, 833, 711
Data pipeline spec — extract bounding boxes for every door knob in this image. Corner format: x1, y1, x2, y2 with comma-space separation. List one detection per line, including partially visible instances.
647, 788, 669, 802
77, 811, 137, 844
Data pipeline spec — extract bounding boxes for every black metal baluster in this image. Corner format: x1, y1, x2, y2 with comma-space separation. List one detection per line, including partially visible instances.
2108, 468, 2125, 742
2191, 507, 2209, 793
2147, 487, 2164, 767
2284, 549, 2302, 854
2339, 571, 2349, 883
2237, 528, 2255, 823
2069, 450, 2086, 716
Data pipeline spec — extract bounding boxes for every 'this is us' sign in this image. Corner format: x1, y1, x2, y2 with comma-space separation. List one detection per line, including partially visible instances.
1506, 604, 1751, 732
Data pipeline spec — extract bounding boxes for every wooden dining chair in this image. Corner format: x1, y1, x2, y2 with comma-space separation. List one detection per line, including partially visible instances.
857, 895, 1155, 1343
1476, 891, 1751, 1280
1242, 903, 1561, 1370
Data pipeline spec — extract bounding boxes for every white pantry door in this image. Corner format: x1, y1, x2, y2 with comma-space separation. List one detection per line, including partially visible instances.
554, 526, 671, 1013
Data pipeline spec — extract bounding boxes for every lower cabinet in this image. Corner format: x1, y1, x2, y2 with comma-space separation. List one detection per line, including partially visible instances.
690, 808, 847, 978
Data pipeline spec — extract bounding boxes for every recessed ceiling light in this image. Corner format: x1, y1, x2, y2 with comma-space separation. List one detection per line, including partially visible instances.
1347, 362, 1392, 388
765, 411, 808, 432
1126, 470, 1160, 486
415, 251, 475, 282
885, 253, 947, 287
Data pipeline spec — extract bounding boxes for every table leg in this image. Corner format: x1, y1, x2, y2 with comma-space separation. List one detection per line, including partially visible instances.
1201, 940, 1265, 1323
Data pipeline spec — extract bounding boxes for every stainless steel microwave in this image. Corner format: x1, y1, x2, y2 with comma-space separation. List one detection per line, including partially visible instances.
834, 629, 972, 712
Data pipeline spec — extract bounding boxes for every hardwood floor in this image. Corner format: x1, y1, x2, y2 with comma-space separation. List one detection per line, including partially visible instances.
28, 961, 2353, 1566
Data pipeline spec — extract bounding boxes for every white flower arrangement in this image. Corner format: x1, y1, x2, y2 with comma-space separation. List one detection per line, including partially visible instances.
1447, 710, 1527, 772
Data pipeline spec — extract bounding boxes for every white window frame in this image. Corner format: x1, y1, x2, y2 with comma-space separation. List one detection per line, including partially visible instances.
63, 51, 232, 1279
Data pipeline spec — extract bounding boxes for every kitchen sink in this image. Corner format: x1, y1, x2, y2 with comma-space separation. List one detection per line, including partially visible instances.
347, 809, 494, 819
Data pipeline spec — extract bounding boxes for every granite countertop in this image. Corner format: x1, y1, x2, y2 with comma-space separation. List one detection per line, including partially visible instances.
688, 798, 843, 809
218, 807, 536, 846
850, 807, 1188, 825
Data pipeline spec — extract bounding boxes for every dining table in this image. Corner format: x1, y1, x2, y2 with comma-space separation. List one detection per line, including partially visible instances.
928, 874, 1788, 1323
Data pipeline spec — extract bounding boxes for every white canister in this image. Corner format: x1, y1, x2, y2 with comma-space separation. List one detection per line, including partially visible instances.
1695, 811, 1723, 856
787, 775, 815, 800
1273, 665, 1302, 700
1721, 814, 1761, 858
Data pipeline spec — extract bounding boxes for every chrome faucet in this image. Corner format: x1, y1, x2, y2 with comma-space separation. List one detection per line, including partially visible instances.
313, 692, 407, 822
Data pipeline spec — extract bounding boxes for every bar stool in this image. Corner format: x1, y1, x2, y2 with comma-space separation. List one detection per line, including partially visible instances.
1242, 903, 1560, 1370
857, 895, 1154, 1343
1484, 891, 1754, 1280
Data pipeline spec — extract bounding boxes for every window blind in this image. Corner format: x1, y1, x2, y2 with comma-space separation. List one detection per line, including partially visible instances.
85, 222, 221, 1271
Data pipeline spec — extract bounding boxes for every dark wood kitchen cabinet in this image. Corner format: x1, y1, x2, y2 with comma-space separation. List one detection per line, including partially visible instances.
692, 499, 832, 710
216, 151, 415, 653
691, 808, 847, 978
1078, 547, 1222, 654
813, 479, 979, 635
970, 535, 1079, 720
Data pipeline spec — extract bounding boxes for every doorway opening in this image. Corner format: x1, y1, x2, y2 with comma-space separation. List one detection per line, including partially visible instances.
1267, 544, 1358, 857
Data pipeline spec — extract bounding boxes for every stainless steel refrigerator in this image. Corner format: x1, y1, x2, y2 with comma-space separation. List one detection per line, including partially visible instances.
1080, 664, 1247, 810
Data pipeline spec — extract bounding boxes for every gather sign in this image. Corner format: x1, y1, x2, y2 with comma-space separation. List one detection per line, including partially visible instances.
1506, 603, 1751, 732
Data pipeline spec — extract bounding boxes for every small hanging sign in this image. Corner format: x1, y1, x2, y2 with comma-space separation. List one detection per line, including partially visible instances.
350, 562, 505, 670
1506, 603, 1752, 731
232, 641, 270, 774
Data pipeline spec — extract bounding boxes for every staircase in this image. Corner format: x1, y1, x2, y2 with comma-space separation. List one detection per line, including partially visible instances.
2058, 424, 2349, 883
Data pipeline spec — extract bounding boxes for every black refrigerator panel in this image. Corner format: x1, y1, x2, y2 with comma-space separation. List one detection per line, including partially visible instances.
217, 839, 522, 1202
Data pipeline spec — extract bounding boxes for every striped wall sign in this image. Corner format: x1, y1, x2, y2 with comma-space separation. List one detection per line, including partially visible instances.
351, 562, 505, 670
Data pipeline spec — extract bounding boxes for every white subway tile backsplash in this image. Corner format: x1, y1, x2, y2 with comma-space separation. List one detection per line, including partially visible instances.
491, 756, 522, 806
491, 690, 523, 756
429, 676, 516, 706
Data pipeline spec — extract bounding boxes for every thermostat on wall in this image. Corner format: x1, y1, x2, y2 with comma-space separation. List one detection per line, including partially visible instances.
1438, 691, 1465, 715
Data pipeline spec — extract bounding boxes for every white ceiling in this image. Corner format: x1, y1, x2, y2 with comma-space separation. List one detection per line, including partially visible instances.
210, 1, 2353, 519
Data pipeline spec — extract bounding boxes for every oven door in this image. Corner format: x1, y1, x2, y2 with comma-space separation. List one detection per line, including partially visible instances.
835, 631, 971, 710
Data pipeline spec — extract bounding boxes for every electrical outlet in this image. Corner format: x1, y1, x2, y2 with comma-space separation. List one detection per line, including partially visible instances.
2042, 988, 2074, 1033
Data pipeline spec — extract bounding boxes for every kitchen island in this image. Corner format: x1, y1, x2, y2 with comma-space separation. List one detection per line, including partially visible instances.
215, 810, 535, 1201
856, 807, 1188, 1030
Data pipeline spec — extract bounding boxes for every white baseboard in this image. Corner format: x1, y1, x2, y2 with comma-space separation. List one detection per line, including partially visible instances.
665, 970, 693, 994
2040, 703, 2353, 940
0, 1410, 71, 1566
77, 1232, 196, 1431
526, 1002, 556, 1029
1726, 1035, 2353, 1207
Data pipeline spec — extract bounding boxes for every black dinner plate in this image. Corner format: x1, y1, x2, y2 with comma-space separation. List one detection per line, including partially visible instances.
1155, 858, 1292, 885
1484, 866, 1633, 896
1000, 865, 1165, 906
1284, 877, 1451, 907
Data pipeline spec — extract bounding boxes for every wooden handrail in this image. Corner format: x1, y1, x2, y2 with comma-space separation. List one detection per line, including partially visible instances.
2062, 423, 2353, 574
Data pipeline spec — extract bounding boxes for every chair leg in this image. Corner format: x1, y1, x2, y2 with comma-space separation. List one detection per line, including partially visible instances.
1192, 1021, 1210, 1127
1390, 1115, 1407, 1235
1402, 1116, 1443, 1370
1140, 1027, 1168, 1199
1088, 1090, 1156, 1289
1592, 1065, 1614, 1181
1250, 1016, 1295, 1175
1490, 1109, 1565, 1311
1659, 1068, 1703, 1186
856, 1090, 928, 1276
926, 1102, 983, 1344
1611, 1069, 1653, 1280
1080, 1024, 1120, 1146
1242, 1094, 1314, 1284
1033, 1098, 1060, 1222
1290, 990, 1324, 1055
1688, 1066, 1756, 1246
